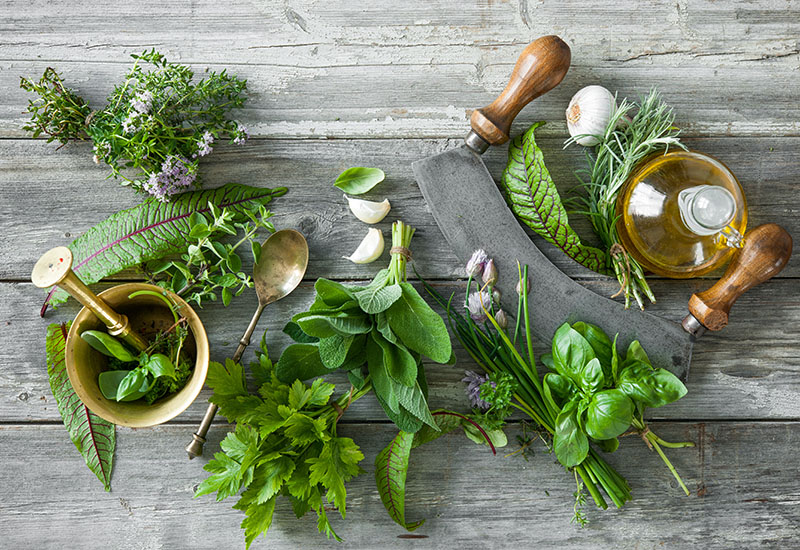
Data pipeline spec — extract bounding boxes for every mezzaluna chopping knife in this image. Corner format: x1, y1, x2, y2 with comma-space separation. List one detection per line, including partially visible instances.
412, 35, 792, 379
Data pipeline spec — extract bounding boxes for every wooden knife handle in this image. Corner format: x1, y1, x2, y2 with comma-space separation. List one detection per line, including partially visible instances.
688, 223, 793, 331
469, 35, 571, 147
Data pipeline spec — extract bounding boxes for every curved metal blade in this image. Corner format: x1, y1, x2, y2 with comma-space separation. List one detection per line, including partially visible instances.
413, 145, 692, 379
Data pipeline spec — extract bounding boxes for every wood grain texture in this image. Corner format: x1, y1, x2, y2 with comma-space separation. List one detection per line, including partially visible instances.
2, 1, 800, 139
1, 422, 798, 549
1, 137, 797, 281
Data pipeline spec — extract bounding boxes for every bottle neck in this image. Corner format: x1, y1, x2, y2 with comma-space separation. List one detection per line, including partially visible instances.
678, 185, 743, 247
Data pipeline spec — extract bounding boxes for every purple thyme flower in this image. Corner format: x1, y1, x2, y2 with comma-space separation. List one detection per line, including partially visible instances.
466, 249, 488, 278
193, 131, 214, 158
462, 370, 492, 411
467, 291, 491, 322
143, 155, 196, 201
121, 112, 139, 134
131, 90, 154, 115
233, 122, 249, 145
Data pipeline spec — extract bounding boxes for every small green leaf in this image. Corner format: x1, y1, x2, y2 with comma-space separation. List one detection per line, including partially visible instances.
585, 389, 634, 440
81, 330, 137, 362
334, 167, 385, 195
251, 240, 262, 264
143, 353, 176, 379
115, 369, 153, 402
222, 287, 232, 307
227, 252, 242, 272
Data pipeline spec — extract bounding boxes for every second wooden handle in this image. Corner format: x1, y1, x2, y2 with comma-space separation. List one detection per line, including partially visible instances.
689, 223, 793, 331
470, 35, 571, 146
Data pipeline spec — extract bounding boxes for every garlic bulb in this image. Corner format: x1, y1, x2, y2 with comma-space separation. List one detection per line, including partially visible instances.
344, 194, 391, 224
566, 85, 616, 146
343, 228, 384, 264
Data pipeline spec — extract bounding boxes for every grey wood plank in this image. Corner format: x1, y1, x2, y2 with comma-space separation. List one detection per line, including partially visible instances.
4, 276, 799, 423
2, 0, 800, 138
1, 137, 797, 281
1, 422, 798, 549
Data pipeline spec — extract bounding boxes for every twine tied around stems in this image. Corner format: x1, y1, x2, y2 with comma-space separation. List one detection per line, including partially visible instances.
389, 246, 412, 261
609, 243, 632, 299
620, 425, 654, 450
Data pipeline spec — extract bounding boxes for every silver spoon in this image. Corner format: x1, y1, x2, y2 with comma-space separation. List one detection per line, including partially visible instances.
186, 229, 309, 459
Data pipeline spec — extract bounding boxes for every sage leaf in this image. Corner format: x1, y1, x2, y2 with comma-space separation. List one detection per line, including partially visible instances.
314, 279, 355, 308
385, 283, 451, 363
394, 382, 438, 430
282, 321, 319, 344
499, 122, 608, 274
356, 283, 402, 314
42, 183, 287, 314
318, 334, 354, 369
371, 330, 417, 387
374, 431, 425, 532
80, 330, 137, 362
275, 344, 328, 383
46, 322, 115, 491
367, 332, 400, 414
334, 167, 385, 195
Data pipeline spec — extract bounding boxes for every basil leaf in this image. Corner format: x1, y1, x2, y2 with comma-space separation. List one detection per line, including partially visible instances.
611, 333, 621, 384
572, 322, 613, 380
578, 357, 605, 394
540, 353, 556, 372
98, 370, 132, 400
625, 340, 651, 366
115, 369, 153, 402
594, 437, 620, 453
385, 283, 451, 363
551, 323, 596, 385
543, 372, 575, 404
333, 167, 385, 195
144, 353, 176, 379
356, 283, 402, 315
618, 362, 687, 408
584, 389, 634, 440
81, 330, 138, 362
554, 400, 589, 467
275, 343, 328, 383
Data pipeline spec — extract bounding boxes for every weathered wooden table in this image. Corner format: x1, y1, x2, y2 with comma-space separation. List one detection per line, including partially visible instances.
2, 1, 799, 548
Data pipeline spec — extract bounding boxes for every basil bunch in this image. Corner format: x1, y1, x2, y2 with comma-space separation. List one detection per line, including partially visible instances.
544, 322, 689, 470
276, 221, 453, 433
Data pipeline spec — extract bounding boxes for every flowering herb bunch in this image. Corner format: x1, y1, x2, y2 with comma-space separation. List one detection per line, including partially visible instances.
20, 50, 249, 201
421, 249, 694, 524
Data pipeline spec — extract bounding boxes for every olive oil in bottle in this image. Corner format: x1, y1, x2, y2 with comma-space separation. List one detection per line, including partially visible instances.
615, 151, 748, 278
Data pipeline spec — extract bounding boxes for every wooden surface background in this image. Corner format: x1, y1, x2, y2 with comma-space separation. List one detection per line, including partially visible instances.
2, 1, 799, 548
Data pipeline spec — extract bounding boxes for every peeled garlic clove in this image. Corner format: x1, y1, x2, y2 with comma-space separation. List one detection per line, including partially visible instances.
343, 228, 384, 264
566, 85, 616, 147
344, 194, 391, 224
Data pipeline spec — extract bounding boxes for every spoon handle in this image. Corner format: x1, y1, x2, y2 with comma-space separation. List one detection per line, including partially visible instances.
186, 303, 267, 459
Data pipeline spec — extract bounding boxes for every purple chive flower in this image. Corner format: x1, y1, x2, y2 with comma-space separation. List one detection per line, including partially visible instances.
143, 155, 196, 201
233, 122, 249, 145
193, 131, 214, 158
467, 291, 491, 322
482, 259, 498, 285
466, 249, 488, 278
462, 370, 493, 411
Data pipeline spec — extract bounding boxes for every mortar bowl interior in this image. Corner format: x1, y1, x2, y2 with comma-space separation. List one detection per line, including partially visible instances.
65, 283, 209, 428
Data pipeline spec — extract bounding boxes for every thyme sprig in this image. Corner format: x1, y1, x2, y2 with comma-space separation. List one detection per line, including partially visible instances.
20, 50, 249, 201
569, 89, 685, 309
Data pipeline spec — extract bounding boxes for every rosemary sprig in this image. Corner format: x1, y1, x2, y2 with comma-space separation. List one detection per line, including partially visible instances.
569, 90, 685, 309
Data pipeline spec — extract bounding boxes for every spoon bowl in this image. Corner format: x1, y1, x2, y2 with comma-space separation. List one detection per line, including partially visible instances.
254, 229, 309, 306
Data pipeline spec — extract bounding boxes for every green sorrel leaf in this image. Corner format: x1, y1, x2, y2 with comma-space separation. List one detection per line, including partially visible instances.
333, 167, 385, 195
374, 431, 425, 532
43, 183, 287, 314
500, 122, 608, 274
46, 322, 115, 491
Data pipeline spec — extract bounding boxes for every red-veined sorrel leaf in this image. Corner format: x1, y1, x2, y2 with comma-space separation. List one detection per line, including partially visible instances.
46, 322, 115, 491
41, 183, 287, 315
374, 431, 424, 532
500, 122, 609, 274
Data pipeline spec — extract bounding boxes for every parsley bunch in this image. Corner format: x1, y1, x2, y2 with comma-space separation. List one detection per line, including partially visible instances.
195, 334, 372, 547
20, 50, 249, 201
